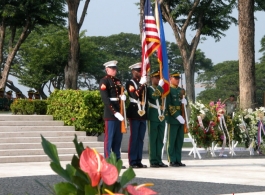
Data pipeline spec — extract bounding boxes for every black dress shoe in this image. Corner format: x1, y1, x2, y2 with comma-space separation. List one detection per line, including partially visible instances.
158, 162, 168, 167
121, 165, 126, 169
169, 162, 179, 167
130, 164, 139, 168
137, 163, 147, 168
150, 164, 159, 168
177, 162, 186, 167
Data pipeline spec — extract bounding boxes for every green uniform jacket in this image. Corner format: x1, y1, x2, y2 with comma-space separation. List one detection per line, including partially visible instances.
166, 85, 183, 124
147, 85, 164, 122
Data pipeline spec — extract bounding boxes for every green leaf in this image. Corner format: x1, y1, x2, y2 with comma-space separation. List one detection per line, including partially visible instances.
54, 182, 77, 195
66, 164, 76, 178
50, 162, 71, 183
73, 134, 84, 157
106, 152, 117, 165
119, 167, 136, 187
84, 184, 98, 195
116, 159, 123, 174
71, 154, 80, 168
41, 135, 60, 164
74, 169, 90, 184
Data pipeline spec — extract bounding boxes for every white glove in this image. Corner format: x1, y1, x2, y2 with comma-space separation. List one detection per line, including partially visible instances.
176, 115, 185, 124
114, 112, 124, 121
181, 98, 187, 106
119, 94, 126, 101
139, 76, 147, 85
158, 79, 164, 87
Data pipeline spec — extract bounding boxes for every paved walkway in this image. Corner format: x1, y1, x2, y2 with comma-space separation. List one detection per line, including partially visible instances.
0, 150, 265, 195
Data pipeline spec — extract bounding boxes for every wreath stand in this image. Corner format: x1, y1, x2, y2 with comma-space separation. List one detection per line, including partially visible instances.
185, 132, 201, 159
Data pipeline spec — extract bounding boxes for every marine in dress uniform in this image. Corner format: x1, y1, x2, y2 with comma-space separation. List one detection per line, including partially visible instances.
166, 71, 187, 167
126, 62, 148, 168
147, 70, 168, 168
99, 60, 126, 162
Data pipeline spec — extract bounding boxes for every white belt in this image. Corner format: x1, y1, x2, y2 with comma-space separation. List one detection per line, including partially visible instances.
129, 97, 138, 103
110, 98, 119, 101
148, 102, 160, 109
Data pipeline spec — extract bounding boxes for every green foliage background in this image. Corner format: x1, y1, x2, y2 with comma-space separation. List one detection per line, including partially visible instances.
46, 90, 104, 134
11, 99, 47, 115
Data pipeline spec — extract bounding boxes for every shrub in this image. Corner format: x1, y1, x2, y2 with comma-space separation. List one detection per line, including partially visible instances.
46, 89, 104, 134
10, 99, 47, 115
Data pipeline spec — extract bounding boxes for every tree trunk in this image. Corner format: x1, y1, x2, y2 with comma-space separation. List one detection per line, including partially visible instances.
238, 0, 255, 109
161, 1, 201, 104
0, 34, 29, 88
65, 0, 90, 89
65, 0, 80, 89
184, 60, 196, 103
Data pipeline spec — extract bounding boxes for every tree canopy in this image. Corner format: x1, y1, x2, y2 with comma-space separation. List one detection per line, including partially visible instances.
0, 0, 67, 89
196, 60, 265, 107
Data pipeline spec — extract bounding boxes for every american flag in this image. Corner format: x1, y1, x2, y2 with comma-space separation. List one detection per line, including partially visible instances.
141, 0, 160, 77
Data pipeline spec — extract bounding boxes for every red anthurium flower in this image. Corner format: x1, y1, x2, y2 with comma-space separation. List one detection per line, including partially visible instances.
126, 183, 157, 195
79, 147, 118, 187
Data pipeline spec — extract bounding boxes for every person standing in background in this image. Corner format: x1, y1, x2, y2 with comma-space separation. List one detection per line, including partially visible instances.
27, 90, 35, 99
147, 70, 168, 168
166, 71, 187, 167
224, 95, 237, 117
99, 60, 126, 168
126, 62, 148, 168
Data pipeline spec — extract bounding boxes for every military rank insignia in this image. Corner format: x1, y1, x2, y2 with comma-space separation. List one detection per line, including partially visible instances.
100, 84, 106, 90
129, 85, 135, 92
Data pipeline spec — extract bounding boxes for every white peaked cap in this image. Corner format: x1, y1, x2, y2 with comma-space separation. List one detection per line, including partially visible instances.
129, 62, 142, 69
103, 60, 118, 67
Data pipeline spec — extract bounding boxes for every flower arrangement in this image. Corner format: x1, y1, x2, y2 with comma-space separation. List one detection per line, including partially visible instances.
209, 100, 234, 148
190, 99, 265, 155
41, 135, 157, 195
189, 100, 237, 150
189, 101, 222, 148
232, 107, 265, 152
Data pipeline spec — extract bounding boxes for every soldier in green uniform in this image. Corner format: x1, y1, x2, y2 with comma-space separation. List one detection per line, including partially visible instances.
166, 71, 187, 167
147, 70, 168, 168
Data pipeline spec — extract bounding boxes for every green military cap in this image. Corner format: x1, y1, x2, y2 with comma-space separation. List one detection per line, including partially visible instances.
170, 70, 181, 78
6, 90, 13, 95
27, 89, 35, 94
16, 91, 22, 95
150, 69, 160, 77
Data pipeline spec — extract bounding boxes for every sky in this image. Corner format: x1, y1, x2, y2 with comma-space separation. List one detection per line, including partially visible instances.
8, 0, 265, 96
83, 0, 265, 65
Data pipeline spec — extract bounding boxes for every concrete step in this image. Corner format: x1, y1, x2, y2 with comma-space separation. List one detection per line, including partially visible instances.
0, 153, 128, 163
0, 126, 75, 132
0, 141, 104, 149
0, 147, 104, 156
0, 115, 53, 121
0, 136, 99, 143
0, 121, 64, 126
0, 131, 86, 138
